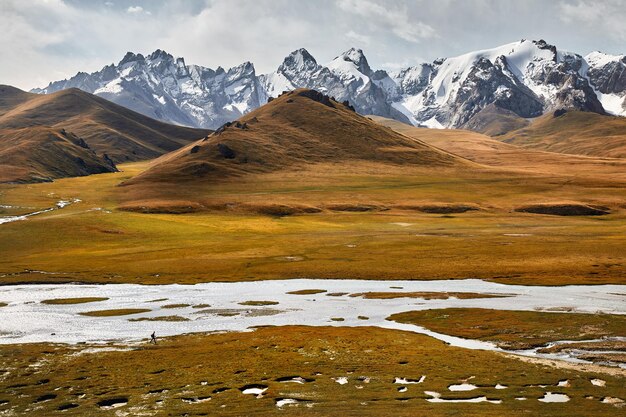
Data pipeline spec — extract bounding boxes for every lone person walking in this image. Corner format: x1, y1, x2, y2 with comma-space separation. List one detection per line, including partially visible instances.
150, 331, 157, 345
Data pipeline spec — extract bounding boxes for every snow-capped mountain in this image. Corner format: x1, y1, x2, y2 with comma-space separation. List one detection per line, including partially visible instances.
33, 40, 626, 130
585, 51, 626, 116
33, 49, 268, 129
259, 48, 408, 123
391, 39, 614, 128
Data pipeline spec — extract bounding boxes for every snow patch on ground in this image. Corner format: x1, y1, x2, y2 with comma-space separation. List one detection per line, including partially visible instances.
425, 391, 501, 404
448, 383, 478, 391
538, 392, 570, 403
0, 279, 624, 369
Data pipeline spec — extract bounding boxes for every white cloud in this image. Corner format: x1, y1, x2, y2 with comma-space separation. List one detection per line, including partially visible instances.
127, 6, 143, 14
338, 0, 437, 43
345, 30, 371, 46
559, 0, 626, 41
0, 0, 624, 91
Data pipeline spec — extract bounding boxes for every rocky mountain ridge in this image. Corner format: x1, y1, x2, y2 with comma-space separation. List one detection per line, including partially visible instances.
33, 40, 626, 130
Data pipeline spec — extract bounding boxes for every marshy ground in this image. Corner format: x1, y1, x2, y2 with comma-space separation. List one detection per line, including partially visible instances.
0, 326, 624, 416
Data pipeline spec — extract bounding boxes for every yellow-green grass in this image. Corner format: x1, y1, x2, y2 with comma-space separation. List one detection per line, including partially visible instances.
238, 300, 279, 306
578, 353, 626, 364
287, 289, 328, 295
0, 158, 624, 286
128, 315, 189, 322
41, 297, 109, 305
388, 308, 626, 350
0, 302, 7, 307
0, 326, 623, 416
160, 304, 190, 309
78, 308, 151, 317
349, 292, 510, 300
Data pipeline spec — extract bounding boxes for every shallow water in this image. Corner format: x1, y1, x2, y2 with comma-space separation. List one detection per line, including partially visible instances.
0, 199, 80, 225
0, 279, 624, 365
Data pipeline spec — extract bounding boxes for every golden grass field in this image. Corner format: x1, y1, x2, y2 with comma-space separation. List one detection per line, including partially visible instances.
0, 152, 624, 286
1, 159, 625, 288
1, 326, 624, 416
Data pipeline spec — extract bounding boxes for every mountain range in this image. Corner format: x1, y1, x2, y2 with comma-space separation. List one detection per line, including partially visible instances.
33, 39, 626, 131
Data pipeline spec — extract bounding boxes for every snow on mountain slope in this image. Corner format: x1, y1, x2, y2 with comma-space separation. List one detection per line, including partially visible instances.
33, 50, 267, 129
391, 39, 605, 128
429, 40, 553, 104
32, 40, 625, 130
327, 48, 372, 91
259, 48, 337, 98
584, 51, 626, 116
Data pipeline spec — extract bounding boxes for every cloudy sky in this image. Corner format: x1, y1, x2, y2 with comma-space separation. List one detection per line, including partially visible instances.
2, 0, 625, 90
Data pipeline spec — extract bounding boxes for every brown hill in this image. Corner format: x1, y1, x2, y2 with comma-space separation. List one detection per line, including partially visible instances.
0, 126, 116, 183
461, 104, 529, 136
0, 85, 210, 183
498, 110, 626, 158
125, 89, 467, 188
371, 115, 626, 182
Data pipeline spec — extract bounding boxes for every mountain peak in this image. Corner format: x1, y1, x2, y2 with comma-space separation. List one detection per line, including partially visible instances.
279, 48, 318, 73
344, 47, 364, 57
148, 49, 174, 61
226, 61, 256, 79
119, 51, 145, 65
335, 47, 371, 75
293, 48, 314, 58
532, 39, 557, 55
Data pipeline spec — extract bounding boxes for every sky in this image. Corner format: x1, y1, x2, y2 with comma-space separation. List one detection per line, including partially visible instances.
2, 0, 626, 90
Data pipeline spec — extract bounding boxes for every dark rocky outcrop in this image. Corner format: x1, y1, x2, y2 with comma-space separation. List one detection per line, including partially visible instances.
217, 143, 236, 159
296, 90, 336, 108
515, 204, 610, 216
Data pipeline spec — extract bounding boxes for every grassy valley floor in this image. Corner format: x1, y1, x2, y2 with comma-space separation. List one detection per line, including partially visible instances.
0, 160, 625, 286
1, 326, 624, 416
